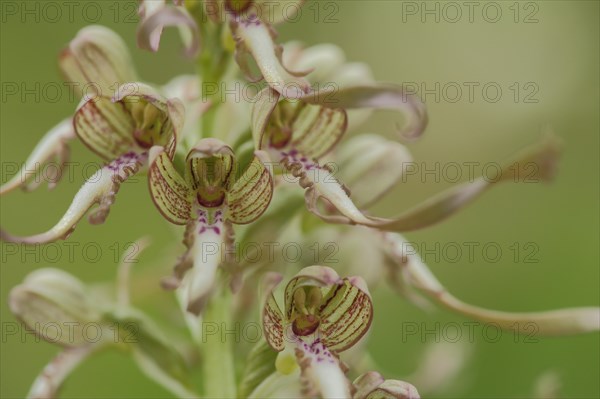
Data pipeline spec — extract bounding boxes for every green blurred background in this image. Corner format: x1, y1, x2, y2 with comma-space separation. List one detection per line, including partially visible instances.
1, 1, 598, 398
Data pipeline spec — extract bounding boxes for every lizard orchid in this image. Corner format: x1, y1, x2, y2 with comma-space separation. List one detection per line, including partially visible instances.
148, 138, 273, 314
137, 0, 311, 98
1, 26, 184, 245
261, 266, 379, 398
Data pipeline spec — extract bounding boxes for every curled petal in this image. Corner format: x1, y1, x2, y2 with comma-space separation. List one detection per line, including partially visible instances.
251, 87, 280, 150
28, 346, 96, 399
306, 136, 562, 232
384, 233, 600, 336
232, 20, 311, 98
148, 147, 192, 225
226, 151, 274, 224
137, 4, 200, 58
261, 272, 286, 351
59, 25, 138, 97
335, 134, 413, 209
1, 153, 145, 244
0, 118, 75, 195
302, 84, 428, 141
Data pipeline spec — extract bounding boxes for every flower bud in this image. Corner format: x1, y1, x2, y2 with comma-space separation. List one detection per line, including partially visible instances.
59, 25, 138, 98
353, 372, 420, 399
9, 268, 104, 347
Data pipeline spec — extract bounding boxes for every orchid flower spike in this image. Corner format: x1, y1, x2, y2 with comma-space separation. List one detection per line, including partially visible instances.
1, 27, 185, 245
148, 138, 273, 314
261, 266, 375, 399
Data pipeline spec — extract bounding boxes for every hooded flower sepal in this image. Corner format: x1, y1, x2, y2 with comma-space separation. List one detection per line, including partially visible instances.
137, 0, 200, 58
1, 85, 184, 245
353, 371, 420, 399
0, 119, 75, 196
148, 138, 274, 314
262, 266, 373, 399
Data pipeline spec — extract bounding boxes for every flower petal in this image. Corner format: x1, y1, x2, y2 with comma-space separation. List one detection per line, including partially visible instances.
74, 83, 182, 160
59, 25, 138, 97
384, 233, 600, 336
0, 118, 75, 195
232, 20, 311, 98
1, 153, 145, 244
306, 136, 562, 232
137, 4, 200, 58
28, 346, 96, 399
365, 380, 420, 399
294, 339, 351, 399
226, 151, 274, 224
302, 84, 428, 141
335, 134, 413, 209
283, 265, 341, 320
73, 96, 136, 160
262, 272, 286, 351
148, 147, 192, 225
251, 87, 280, 150
319, 277, 373, 353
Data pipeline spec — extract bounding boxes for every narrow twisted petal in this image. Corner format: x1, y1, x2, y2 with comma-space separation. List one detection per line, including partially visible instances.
27, 345, 96, 399
0, 118, 75, 195
232, 20, 311, 98
59, 25, 138, 97
137, 4, 200, 58
302, 84, 428, 141
384, 233, 600, 336
306, 136, 562, 232
1, 153, 145, 244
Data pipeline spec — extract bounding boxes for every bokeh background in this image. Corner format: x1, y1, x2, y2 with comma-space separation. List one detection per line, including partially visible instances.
1, 1, 598, 398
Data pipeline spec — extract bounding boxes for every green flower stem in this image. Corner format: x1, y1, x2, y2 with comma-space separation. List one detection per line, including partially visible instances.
202, 284, 237, 398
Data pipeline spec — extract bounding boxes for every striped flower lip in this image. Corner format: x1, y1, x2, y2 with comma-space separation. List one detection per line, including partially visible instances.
262, 266, 373, 398
148, 138, 274, 314
0, 26, 185, 245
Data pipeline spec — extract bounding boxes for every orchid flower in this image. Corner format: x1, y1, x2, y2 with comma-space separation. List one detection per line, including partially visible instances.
256, 266, 421, 399
1, 26, 184, 245
251, 85, 563, 234
147, 138, 273, 313
260, 266, 377, 398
